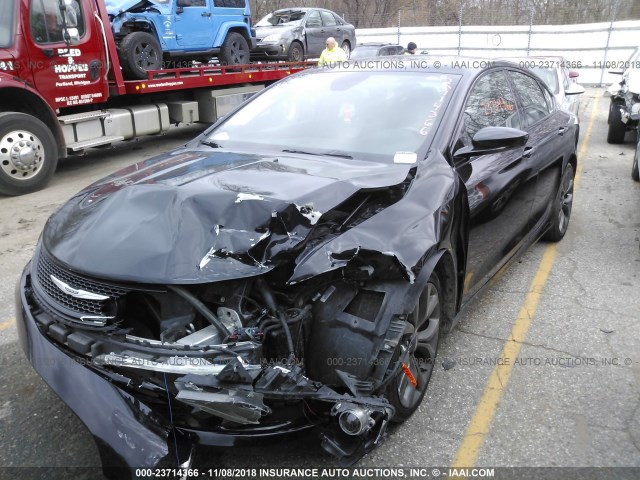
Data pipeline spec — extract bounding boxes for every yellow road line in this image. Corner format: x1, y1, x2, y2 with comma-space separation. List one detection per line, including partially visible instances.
0, 318, 16, 331
575, 94, 601, 189
451, 93, 601, 468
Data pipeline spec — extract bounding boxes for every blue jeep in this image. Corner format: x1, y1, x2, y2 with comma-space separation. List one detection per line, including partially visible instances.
107, 0, 256, 79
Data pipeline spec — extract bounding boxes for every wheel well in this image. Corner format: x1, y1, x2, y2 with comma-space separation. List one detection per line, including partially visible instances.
226, 27, 252, 46
433, 252, 457, 334
341, 39, 351, 49
118, 22, 161, 44
0, 88, 65, 158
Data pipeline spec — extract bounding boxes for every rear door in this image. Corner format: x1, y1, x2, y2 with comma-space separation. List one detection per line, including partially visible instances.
507, 69, 569, 231
454, 70, 537, 300
25, 0, 109, 110
320, 10, 339, 43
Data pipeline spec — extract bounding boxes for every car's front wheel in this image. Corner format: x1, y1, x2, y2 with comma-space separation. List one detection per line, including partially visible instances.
544, 163, 575, 242
385, 273, 441, 422
287, 42, 304, 62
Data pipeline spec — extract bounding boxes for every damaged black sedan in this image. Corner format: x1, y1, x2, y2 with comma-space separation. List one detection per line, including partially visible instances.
16, 59, 578, 476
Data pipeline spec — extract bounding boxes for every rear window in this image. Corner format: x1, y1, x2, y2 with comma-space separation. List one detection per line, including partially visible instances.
0, 1, 16, 48
213, 0, 246, 7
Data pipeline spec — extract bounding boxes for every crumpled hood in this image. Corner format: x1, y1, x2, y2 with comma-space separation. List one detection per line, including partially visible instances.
43, 148, 411, 284
105, 0, 160, 16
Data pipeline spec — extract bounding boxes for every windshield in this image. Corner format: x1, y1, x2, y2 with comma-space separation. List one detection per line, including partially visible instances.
0, 1, 16, 48
206, 71, 460, 162
256, 11, 306, 27
531, 68, 558, 94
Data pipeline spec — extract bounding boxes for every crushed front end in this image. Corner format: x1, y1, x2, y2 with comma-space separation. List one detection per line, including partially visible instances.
18, 244, 411, 474
15, 146, 458, 476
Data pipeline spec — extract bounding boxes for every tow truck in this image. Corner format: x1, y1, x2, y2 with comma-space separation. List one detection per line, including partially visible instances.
0, 0, 312, 196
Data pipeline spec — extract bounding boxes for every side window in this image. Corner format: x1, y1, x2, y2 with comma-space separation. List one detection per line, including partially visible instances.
509, 71, 550, 126
213, 0, 245, 6
334, 14, 345, 25
306, 11, 322, 28
30, 0, 85, 45
321, 11, 337, 27
379, 47, 391, 56
463, 71, 520, 140
184, 0, 207, 7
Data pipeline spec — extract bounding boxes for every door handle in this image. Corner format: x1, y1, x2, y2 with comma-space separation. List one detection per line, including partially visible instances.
201, 12, 211, 17
558, 126, 568, 136
523, 146, 536, 158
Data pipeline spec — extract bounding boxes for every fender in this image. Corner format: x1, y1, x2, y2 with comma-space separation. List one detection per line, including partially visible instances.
112, 14, 167, 50
213, 22, 252, 47
0, 73, 66, 158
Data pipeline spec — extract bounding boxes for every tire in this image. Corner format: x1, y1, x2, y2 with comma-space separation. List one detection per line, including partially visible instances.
543, 163, 575, 242
608, 99, 623, 125
118, 32, 162, 80
341, 41, 351, 59
385, 273, 441, 423
607, 100, 627, 144
0, 113, 58, 196
218, 32, 250, 66
633, 136, 640, 182
287, 42, 304, 62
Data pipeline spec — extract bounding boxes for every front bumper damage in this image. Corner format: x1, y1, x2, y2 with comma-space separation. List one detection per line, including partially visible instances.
17, 265, 396, 476
15, 149, 462, 476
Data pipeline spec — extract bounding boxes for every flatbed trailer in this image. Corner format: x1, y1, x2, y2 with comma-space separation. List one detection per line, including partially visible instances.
0, 0, 314, 195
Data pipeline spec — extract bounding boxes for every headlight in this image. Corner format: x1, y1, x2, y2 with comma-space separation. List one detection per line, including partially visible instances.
262, 34, 282, 43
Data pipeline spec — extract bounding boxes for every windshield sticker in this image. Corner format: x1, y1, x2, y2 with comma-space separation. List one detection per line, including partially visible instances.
235, 193, 265, 203
394, 152, 417, 164
482, 98, 515, 115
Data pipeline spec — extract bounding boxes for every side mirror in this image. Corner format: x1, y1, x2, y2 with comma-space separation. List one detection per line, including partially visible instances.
60, 0, 81, 45
565, 83, 585, 96
454, 127, 528, 159
62, 0, 78, 27
65, 27, 81, 46
568, 70, 579, 79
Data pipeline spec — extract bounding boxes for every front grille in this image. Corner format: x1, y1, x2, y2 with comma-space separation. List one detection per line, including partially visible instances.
35, 252, 129, 317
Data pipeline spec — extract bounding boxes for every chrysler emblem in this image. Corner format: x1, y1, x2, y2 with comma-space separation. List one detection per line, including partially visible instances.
50, 275, 110, 301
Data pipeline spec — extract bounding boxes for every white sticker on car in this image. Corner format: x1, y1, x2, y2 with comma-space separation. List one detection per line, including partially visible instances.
394, 152, 417, 164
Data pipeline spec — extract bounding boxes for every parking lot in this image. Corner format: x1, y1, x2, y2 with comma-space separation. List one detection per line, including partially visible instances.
0, 87, 638, 478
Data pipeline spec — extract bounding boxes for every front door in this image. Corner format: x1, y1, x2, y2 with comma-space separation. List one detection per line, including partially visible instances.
26, 0, 109, 110
455, 70, 538, 301
304, 10, 325, 57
